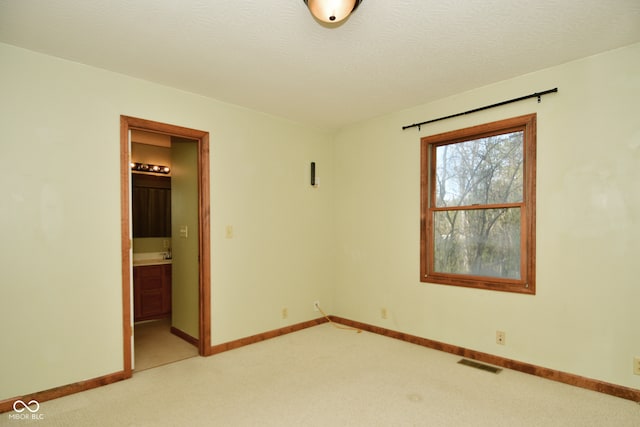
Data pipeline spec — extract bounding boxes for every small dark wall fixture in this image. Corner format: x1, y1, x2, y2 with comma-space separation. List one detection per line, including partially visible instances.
310, 162, 316, 187
311, 162, 317, 187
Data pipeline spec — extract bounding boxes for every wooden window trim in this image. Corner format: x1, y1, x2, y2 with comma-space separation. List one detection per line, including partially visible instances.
420, 114, 536, 294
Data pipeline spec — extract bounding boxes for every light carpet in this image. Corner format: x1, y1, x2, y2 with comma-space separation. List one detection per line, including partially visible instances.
3, 323, 639, 426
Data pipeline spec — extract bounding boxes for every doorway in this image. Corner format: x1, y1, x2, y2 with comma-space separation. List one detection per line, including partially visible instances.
120, 116, 211, 378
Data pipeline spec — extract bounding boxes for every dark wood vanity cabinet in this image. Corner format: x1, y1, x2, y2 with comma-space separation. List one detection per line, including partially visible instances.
133, 264, 171, 321
132, 174, 171, 238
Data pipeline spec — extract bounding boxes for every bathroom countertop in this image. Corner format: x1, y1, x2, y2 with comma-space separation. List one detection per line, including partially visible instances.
133, 258, 172, 267
132, 252, 172, 267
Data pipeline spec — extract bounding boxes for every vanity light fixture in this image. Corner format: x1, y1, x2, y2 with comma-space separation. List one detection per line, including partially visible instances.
303, 0, 362, 24
130, 162, 170, 174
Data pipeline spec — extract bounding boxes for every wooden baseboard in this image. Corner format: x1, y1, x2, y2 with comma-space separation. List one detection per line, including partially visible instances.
0, 317, 327, 414
0, 371, 129, 414
7, 313, 632, 415
329, 315, 640, 402
170, 326, 199, 347
210, 317, 328, 355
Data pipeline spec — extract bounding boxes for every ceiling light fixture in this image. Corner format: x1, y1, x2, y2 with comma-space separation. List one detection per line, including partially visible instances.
303, 0, 362, 24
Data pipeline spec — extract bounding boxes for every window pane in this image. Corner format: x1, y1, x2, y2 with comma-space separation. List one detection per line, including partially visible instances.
433, 208, 521, 279
435, 132, 523, 207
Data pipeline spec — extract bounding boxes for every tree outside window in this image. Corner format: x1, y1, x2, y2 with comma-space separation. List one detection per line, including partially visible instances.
420, 114, 536, 294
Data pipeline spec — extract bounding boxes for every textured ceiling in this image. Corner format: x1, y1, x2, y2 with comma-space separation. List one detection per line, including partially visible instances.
1, 0, 639, 130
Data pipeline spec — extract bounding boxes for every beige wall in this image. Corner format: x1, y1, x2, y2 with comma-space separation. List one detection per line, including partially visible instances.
130, 142, 172, 172
170, 140, 199, 338
0, 42, 335, 400
132, 237, 168, 254
333, 43, 640, 390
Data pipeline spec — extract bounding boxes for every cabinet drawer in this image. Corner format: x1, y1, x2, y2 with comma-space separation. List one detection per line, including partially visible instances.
133, 264, 172, 321
136, 265, 164, 290
139, 292, 163, 317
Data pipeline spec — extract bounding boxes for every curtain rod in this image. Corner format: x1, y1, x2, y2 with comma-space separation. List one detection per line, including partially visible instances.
402, 88, 558, 131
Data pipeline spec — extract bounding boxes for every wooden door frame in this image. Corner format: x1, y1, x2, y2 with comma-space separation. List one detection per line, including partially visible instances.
120, 115, 211, 377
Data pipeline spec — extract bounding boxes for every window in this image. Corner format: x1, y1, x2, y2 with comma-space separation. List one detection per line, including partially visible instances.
420, 114, 536, 294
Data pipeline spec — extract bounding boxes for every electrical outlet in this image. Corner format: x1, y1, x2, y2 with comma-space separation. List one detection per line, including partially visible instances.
281, 308, 288, 320
496, 331, 506, 345
381, 307, 388, 319
313, 301, 320, 312
634, 356, 640, 375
